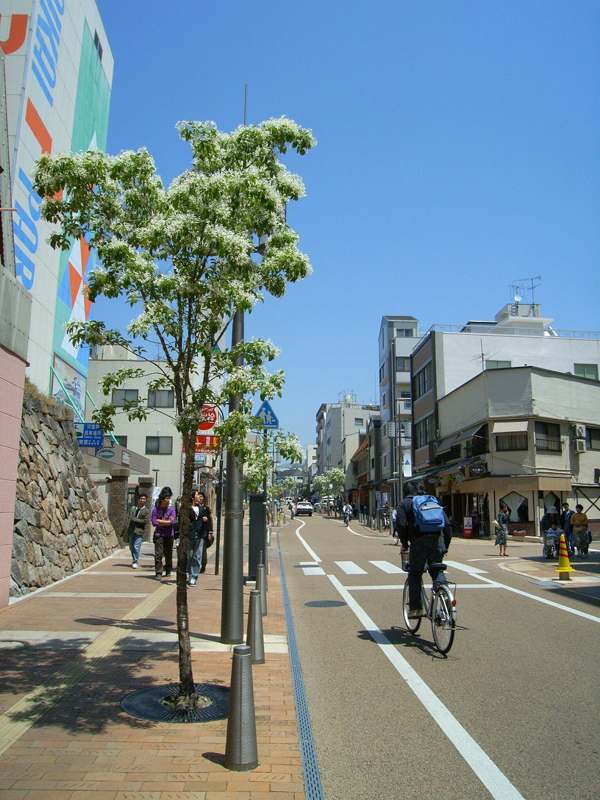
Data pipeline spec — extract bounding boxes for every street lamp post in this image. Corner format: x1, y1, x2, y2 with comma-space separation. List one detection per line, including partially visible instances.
220, 308, 245, 644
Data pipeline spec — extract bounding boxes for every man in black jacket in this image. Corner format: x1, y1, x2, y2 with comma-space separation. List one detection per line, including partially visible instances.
397, 480, 452, 618
188, 490, 214, 586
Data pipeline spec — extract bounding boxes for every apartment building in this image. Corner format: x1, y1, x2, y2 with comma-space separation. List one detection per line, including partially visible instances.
315, 396, 379, 475
410, 302, 600, 534
378, 315, 419, 505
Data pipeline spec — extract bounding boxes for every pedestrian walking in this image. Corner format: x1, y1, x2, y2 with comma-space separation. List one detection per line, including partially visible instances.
126, 492, 151, 568
493, 503, 510, 556
560, 502, 574, 556
188, 489, 213, 586
152, 487, 176, 579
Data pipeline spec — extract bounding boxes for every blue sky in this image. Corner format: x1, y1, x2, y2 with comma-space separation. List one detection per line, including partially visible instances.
96, 0, 599, 452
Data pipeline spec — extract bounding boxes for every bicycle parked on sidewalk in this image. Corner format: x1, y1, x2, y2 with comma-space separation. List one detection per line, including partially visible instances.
401, 550, 457, 654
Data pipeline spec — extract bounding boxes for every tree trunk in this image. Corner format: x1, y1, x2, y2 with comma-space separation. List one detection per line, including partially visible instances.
175, 430, 197, 700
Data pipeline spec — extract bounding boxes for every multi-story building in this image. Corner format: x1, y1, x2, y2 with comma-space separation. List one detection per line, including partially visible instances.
315, 395, 379, 474
305, 444, 317, 490
378, 315, 419, 506
410, 302, 600, 533
86, 346, 221, 498
1, 0, 111, 606
5, 0, 113, 402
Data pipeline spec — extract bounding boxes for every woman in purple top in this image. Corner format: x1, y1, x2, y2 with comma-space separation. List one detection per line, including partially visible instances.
152, 488, 176, 580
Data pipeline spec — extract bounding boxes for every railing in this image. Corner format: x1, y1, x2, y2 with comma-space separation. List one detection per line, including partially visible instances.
422, 324, 600, 340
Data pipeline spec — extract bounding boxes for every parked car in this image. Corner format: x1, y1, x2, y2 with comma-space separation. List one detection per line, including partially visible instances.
295, 501, 313, 516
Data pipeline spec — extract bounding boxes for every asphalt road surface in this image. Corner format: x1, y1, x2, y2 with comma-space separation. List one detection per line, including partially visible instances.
278, 513, 600, 800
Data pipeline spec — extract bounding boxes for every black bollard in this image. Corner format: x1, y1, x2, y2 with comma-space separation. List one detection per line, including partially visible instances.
246, 589, 265, 665
256, 563, 267, 617
224, 645, 259, 771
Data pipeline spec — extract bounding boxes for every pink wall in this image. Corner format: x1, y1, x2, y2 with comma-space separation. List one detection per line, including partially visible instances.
0, 347, 26, 608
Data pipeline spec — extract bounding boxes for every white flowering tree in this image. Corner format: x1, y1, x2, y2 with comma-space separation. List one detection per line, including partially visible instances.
34, 117, 314, 706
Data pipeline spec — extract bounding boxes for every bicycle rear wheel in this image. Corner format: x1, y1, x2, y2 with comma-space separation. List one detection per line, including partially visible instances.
431, 584, 455, 654
403, 580, 421, 633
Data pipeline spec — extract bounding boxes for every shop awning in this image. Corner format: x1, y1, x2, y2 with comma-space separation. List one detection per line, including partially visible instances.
435, 435, 456, 454
492, 420, 529, 434
453, 424, 485, 444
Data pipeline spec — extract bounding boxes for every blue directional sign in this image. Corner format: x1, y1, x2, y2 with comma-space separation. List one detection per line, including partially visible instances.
255, 400, 279, 429
74, 423, 104, 447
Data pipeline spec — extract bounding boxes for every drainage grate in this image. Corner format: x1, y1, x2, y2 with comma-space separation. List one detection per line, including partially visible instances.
305, 600, 346, 608
121, 683, 229, 723
278, 541, 324, 800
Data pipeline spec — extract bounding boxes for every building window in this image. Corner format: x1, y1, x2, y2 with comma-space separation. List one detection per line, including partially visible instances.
93, 30, 103, 60
413, 362, 433, 400
486, 360, 511, 370
465, 425, 489, 457
145, 436, 173, 455
574, 363, 599, 381
414, 414, 435, 449
354, 418, 364, 426
586, 427, 600, 450
148, 389, 175, 408
396, 356, 410, 372
379, 363, 386, 382
383, 454, 387, 468
396, 328, 414, 337
112, 389, 139, 407
382, 392, 387, 408
115, 435, 128, 448
535, 421, 562, 452
495, 433, 528, 452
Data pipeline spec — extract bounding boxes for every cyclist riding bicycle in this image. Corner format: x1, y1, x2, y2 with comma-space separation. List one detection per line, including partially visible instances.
397, 480, 452, 619
342, 502, 353, 526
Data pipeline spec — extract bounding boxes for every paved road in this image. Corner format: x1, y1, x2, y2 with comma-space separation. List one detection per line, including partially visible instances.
278, 513, 600, 800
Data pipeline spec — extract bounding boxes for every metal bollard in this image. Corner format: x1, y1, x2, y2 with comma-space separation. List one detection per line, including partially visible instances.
224, 645, 259, 771
258, 550, 268, 591
256, 563, 267, 617
246, 589, 265, 665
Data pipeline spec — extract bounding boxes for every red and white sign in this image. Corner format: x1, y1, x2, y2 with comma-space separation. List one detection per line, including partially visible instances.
198, 405, 218, 431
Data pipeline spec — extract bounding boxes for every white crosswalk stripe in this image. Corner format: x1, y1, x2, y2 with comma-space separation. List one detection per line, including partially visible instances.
335, 561, 367, 575
369, 560, 405, 574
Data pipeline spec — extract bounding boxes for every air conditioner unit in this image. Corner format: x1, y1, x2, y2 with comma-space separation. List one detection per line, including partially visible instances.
572, 439, 586, 453
571, 424, 586, 439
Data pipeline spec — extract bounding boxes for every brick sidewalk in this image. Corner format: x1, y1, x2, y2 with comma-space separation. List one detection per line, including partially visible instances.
0, 526, 306, 800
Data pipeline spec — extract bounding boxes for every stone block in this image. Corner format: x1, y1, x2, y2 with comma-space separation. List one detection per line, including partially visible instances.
14, 498, 35, 525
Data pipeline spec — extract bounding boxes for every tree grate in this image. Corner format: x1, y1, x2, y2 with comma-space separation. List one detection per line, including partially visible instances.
121, 683, 229, 723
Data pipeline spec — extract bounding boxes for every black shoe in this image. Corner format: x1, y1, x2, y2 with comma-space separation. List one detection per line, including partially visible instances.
200, 566, 206, 573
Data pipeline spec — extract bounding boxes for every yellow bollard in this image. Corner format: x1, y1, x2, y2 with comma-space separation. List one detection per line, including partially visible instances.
555, 533, 576, 581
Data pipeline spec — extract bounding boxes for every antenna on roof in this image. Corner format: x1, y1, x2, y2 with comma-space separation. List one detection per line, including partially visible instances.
510, 275, 541, 306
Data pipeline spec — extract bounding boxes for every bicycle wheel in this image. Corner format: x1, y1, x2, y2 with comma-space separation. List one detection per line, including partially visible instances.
403, 580, 422, 633
431, 584, 455, 654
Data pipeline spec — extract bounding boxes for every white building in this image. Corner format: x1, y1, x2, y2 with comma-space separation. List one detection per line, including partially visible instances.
410, 302, 600, 534
86, 346, 220, 498
315, 395, 379, 474
432, 366, 600, 535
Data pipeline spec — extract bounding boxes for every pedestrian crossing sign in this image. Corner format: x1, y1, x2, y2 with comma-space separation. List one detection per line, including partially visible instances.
255, 400, 279, 429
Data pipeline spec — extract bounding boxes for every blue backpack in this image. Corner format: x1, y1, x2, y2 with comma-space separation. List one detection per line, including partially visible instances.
412, 495, 446, 533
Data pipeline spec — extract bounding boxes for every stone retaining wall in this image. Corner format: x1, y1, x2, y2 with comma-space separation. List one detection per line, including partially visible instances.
11, 393, 119, 598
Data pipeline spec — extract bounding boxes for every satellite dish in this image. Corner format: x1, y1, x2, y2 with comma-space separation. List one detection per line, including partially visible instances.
514, 294, 522, 303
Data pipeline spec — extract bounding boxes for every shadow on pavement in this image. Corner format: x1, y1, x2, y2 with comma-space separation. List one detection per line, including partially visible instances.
357, 626, 447, 660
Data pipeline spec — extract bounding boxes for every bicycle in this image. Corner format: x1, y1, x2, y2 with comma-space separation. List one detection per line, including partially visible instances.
401, 551, 457, 654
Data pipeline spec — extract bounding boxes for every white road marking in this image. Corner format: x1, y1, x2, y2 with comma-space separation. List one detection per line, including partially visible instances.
475, 575, 600, 623
335, 561, 367, 575
328, 574, 525, 800
370, 560, 405, 574
346, 583, 501, 591
294, 519, 321, 562
445, 560, 488, 575
302, 566, 326, 576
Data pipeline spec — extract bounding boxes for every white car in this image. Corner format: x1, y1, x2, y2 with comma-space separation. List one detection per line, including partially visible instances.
295, 501, 313, 516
